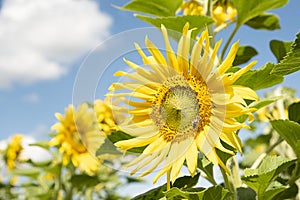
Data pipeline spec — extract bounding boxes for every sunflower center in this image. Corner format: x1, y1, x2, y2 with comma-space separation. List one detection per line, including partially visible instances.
151, 75, 212, 142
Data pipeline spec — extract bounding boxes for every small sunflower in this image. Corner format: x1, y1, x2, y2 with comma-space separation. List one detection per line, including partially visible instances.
109, 23, 258, 183
49, 103, 105, 175
94, 99, 116, 135
4, 134, 24, 170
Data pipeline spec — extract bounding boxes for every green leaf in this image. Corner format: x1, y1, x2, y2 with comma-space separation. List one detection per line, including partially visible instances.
233, 46, 258, 66
235, 63, 283, 90
173, 173, 200, 189
270, 40, 292, 63
164, 186, 229, 200
10, 167, 40, 179
96, 138, 122, 156
261, 181, 288, 200
236, 187, 256, 200
136, 15, 214, 41
132, 184, 166, 200
70, 174, 100, 190
288, 102, 300, 124
108, 131, 146, 153
29, 141, 50, 150
273, 180, 299, 200
249, 96, 282, 110
117, 0, 182, 17
270, 119, 300, 157
242, 155, 295, 199
197, 157, 215, 184
232, 0, 288, 26
245, 14, 280, 30
271, 32, 300, 75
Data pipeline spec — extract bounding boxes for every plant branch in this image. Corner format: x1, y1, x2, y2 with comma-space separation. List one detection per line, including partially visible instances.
220, 25, 240, 61
220, 166, 237, 200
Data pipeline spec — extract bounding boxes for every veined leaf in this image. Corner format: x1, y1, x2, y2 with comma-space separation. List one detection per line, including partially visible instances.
270, 40, 292, 63
164, 186, 229, 200
234, 63, 283, 90
132, 184, 166, 200
136, 15, 214, 41
249, 96, 282, 110
242, 155, 295, 199
245, 14, 280, 30
117, 0, 182, 17
232, 0, 288, 26
270, 119, 300, 157
271, 32, 300, 75
233, 46, 258, 66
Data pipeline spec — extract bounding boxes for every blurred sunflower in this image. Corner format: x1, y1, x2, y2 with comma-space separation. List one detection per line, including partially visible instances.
109, 23, 258, 183
4, 134, 24, 170
179, 0, 237, 29
94, 99, 116, 135
49, 103, 106, 175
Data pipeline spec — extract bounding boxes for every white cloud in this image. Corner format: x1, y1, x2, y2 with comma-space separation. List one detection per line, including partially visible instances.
0, 0, 112, 89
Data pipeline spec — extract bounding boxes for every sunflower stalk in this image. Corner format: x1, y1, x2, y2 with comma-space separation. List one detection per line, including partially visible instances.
205, 0, 215, 48
220, 165, 237, 200
220, 24, 240, 61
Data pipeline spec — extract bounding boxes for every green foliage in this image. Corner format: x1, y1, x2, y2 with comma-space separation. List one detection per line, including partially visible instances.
117, 0, 182, 17
271, 32, 300, 75
233, 46, 258, 66
245, 14, 280, 30
164, 186, 229, 200
235, 63, 284, 90
288, 101, 300, 124
270, 119, 300, 157
232, 0, 288, 26
249, 96, 283, 110
136, 15, 214, 41
242, 155, 296, 200
270, 40, 292, 63
10, 167, 40, 179
236, 187, 256, 200
70, 174, 100, 190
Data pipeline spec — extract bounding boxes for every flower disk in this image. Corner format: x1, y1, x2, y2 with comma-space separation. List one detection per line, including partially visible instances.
109, 23, 258, 183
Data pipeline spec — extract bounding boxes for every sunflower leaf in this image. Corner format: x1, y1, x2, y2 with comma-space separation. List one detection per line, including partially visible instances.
271, 32, 300, 75
288, 102, 300, 124
234, 62, 283, 90
270, 40, 293, 63
173, 173, 200, 189
115, 0, 182, 17
245, 14, 280, 31
249, 96, 282, 110
270, 119, 300, 157
164, 186, 230, 200
233, 46, 258, 66
132, 184, 167, 200
242, 155, 295, 198
10, 167, 40, 179
236, 187, 256, 200
232, 0, 288, 26
70, 174, 100, 190
136, 15, 214, 41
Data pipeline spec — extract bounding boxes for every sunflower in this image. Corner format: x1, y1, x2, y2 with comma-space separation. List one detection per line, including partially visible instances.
49, 103, 105, 175
179, 0, 237, 28
109, 23, 258, 184
4, 134, 24, 170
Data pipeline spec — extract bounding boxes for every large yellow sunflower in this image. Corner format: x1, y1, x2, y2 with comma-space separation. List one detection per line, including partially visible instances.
109, 23, 258, 184
49, 103, 105, 175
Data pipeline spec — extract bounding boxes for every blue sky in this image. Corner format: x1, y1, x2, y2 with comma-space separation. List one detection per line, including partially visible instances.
0, 0, 300, 197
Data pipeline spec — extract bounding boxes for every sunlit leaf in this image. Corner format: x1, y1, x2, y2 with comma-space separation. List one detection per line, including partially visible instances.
132, 184, 166, 200
271, 32, 300, 75
173, 173, 200, 189
96, 138, 122, 156
245, 14, 280, 30
29, 141, 50, 150
270, 120, 300, 157
117, 0, 182, 17
270, 40, 292, 63
136, 15, 214, 41
235, 63, 283, 90
233, 46, 258, 66
10, 168, 40, 179
249, 96, 282, 110
232, 0, 288, 26
164, 186, 229, 200
242, 155, 295, 199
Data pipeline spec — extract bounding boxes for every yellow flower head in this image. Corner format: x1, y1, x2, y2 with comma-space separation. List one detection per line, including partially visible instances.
49, 103, 106, 175
5, 134, 23, 170
109, 23, 258, 183
179, 0, 237, 28
94, 99, 116, 135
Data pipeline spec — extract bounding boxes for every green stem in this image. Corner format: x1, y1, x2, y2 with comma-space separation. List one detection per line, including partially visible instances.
201, 172, 218, 186
53, 163, 63, 200
220, 166, 237, 200
220, 25, 240, 61
288, 160, 300, 185
206, 0, 215, 48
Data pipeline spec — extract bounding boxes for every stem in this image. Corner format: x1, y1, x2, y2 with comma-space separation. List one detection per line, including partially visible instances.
288, 161, 300, 185
53, 163, 63, 200
251, 138, 284, 169
230, 157, 242, 187
220, 25, 240, 61
220, 166, 237, 200
167, 170, 171, 191
201, 172, 218, 185
205, 0, 215, 48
